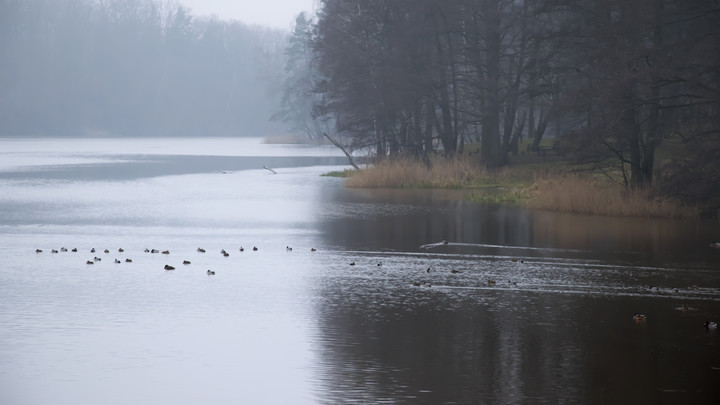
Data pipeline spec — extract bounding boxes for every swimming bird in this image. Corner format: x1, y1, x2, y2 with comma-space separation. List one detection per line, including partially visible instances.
239, 247, 245, 252
161, 250, 170, 255
220, 249, 227, 255
197, 248, 206, 253
450, 269, 460, 274
223, 252, 229, 257
710, 241, 720, 248
151, 249, 159, 253
114, 259, 121, 264
253, 246, 258, 251
183, 260, 191, 265
51, 249, 58, 253
104, 249, 110, 253
60, 247, 68, 252
377, 262, 382, 267
705, 321, 717, 329
207, 270, 215, 275
118, 248, 124, 252
487, 279, 497, 286
125, 258, 132, 263
71, 248, 77, 252
94, 256, 101, 261
86, 260, 94, 265
349, 261, 355, 266
35, 249, 43, 253
442, 240, 448, 245
164, 265, 175, 270
287, 246, 293, 251
311, 248, 316, 252
144, 248, 150, 253
633, 313, 647, 322
91, 248, 96, 253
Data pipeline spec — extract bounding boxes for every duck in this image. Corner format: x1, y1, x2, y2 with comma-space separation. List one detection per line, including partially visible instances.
93, 256, 101, 261
710, 241, 720, 248
311, 248, 316, 252
60, 247, 68, 252
91, 248, 96, 253
183, 260, 191, 265
287, 246, 293, 251
161, 250, 170, 255
377, 262, 382, 267
450, 269, 460, 274
51, 249, 58, 254
633, 313, 647, 322
207, 270, 216, 275
151, 249, 159, 253
197, 248, 206, 253
253, 246, 258, 251
104, 249, 110, 253
86, 260, 94, 265
220, 249, 227, 255
223, 252, 230, 257
487, 279, 497, 286
164, 265, 175, 270
442, 240, 448, 245
349, 261, 356, 266
705, 321, 717, 329
239, 247, 245, 252
118, 248, 124, 252
125, 258, 132, 263
114, 259, 121, 264
144, 248, 150, 253
71, 248, 77, 252
35, 248, 43, 253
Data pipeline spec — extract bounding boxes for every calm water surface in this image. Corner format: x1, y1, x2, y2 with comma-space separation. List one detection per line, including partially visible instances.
1, 137, 719, 404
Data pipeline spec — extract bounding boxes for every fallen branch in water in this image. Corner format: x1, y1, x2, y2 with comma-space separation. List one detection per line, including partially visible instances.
263, 165, 277, 174
323, 132, 361, 171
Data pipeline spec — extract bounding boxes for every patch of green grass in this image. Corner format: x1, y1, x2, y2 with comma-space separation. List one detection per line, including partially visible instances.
321, 169, 357, 178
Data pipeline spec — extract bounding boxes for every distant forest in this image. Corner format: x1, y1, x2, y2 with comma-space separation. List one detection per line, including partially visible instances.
0, 0, 288, 137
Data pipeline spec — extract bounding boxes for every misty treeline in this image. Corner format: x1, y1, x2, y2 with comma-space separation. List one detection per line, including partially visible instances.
280, 0, 719, 206
0, 0, 287, 137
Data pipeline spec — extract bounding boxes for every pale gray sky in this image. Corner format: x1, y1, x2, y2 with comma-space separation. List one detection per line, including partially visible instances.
180, 0, 316, 29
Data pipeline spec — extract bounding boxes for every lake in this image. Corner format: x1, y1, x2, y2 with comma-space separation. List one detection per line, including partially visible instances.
1, 137, 719, 404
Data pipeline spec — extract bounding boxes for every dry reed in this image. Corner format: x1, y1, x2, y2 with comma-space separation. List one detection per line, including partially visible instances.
345, 157, 480, 189
526, 174, 697, 218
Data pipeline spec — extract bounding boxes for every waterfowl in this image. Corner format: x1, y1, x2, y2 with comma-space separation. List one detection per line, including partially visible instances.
377, 262, 382, 267
151, 249, 159, 253
287, 246, 293, 251
426, 267, 431, 273
710, 241, 720, 248
104, 249, 110, 253
223, 252, 230, 257
71, 248, 77, 252
86, 260, 94, 265
183, 260, 191, 265
60, 247, 68, 252
91, 248, 96, 253
705, 321, 717, 329
487, 279, 497, 286
220, 249, 227, 255
125, 258, 132, 263
118, 248, 124, 252
93, 256, 101, 261
239, 247, 245, 252
253, 246, 258, 251
144, 248, 150, 253
207, 270, 215, 275
164, 265, 175, 270
51, 249, 58, 254
114, 259, 121, 264
442, 240, 448, 245
311, 248, 316, 252
161, 250, 170, 255
197, 248, 206, 253
35, 248, 43, 253
450, 269, 460, 274
633, 313, 647, 322
349, 261, 355, 266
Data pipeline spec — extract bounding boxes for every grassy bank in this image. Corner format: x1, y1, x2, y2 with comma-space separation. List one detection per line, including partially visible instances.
336, 156, 698, 218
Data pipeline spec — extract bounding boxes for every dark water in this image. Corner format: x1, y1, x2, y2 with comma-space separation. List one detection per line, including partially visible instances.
1, 138, 719, 404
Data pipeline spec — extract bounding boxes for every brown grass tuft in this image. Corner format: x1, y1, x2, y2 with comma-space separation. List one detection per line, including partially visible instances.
526, 174, 698, 218
345, 156, 481, 189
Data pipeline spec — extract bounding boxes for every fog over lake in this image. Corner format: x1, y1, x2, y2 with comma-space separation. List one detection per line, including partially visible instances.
1, 138, 719, 404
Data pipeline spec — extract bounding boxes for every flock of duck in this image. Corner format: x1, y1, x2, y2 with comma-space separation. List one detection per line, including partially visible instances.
35, 245, 318, 276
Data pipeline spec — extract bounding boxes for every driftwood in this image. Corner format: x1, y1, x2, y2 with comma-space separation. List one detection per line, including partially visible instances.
323, 132, 361, 171
263, 165, 277, 174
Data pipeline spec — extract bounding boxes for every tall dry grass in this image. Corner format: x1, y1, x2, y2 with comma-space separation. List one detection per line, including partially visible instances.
527, 174, 698, 217
345, 157, 481, 188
